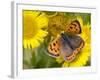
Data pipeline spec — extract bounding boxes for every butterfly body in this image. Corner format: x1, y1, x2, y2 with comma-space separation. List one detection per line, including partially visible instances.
47, 20, 85, 62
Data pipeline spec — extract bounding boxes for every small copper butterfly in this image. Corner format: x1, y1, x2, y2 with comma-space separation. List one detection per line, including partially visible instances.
47, 20, 85, 62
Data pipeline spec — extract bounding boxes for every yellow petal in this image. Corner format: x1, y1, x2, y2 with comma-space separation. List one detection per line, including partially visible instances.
23, 10, 41, 19
36, 13, 49, 28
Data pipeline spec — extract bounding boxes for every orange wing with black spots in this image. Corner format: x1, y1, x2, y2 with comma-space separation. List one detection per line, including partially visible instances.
47, 35, 61, 58
65, 20, 81, 35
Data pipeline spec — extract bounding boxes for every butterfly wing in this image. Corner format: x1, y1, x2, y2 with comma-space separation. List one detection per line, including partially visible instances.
65, 20, 81, 35
60, 34, 84, 62
59, 36, 74, 61
47, 35, 61, 58
68, 35, 85, 50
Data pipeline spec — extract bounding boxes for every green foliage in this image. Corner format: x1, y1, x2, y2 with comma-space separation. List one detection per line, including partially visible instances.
80, 13, 91, 25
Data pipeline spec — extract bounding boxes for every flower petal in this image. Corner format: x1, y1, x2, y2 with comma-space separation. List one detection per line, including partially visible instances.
36, 13, 49, 28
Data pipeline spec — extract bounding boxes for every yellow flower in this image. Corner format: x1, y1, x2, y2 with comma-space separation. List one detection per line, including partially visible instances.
56, 16, 91, 67
23, 10, 48, 49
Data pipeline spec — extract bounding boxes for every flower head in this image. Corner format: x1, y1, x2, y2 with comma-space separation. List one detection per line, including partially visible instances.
23, 10, 48, 49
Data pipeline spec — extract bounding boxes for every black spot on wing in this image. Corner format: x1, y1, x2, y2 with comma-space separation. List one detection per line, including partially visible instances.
70, 26, 73, 29
50, 44, 53, 51
74, 20, 82, 33
55, 50, 57, 52
53, 43, 56, 46
56, 41, 58, 43
76, 28, 78, 31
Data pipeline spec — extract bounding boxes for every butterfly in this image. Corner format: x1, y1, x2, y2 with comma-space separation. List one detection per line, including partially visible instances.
47, 20, 85, 62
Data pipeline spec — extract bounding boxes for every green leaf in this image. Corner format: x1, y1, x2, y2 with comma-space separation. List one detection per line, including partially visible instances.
80, 13, 91, 25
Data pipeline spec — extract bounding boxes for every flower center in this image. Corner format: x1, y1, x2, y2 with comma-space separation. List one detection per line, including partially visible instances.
24, 16, 38, 39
